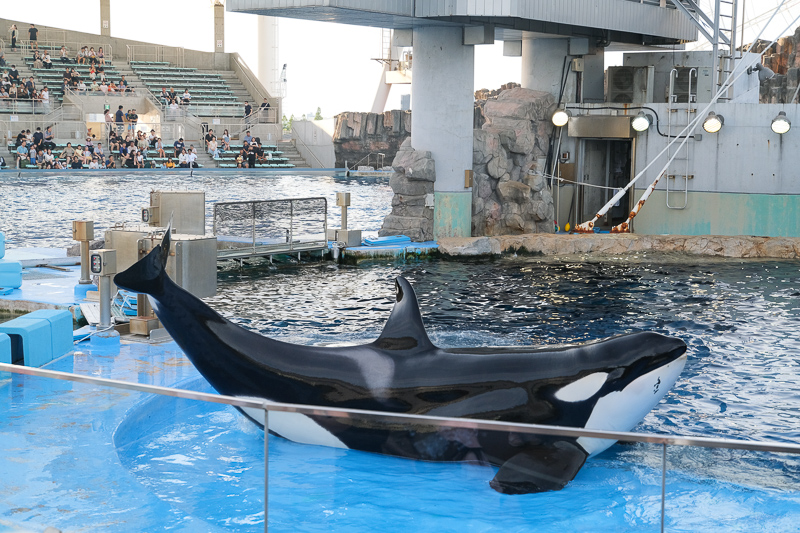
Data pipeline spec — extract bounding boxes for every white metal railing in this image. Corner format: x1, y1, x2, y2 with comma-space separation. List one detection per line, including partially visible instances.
1, 360, 798, 533
214, 197, 328, 259
18, 40, 112, 64
126, 44, 184, 68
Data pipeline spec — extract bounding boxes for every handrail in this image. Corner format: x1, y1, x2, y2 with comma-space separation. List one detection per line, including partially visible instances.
19, 39, 112, 62
290, 125, 325, 168
4, 361, 799, 454
347, 151, 387, 171
1, 360, 799, 533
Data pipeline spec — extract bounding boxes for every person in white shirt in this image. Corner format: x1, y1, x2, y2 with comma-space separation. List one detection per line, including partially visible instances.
187, 149, 198, 168
77, 80, 87, 92
88, 158, 99, 169
207, 138, 219, 159
178, 148, 189, 168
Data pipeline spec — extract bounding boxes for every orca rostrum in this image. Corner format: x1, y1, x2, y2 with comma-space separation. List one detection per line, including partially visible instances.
114, 229, 687, 494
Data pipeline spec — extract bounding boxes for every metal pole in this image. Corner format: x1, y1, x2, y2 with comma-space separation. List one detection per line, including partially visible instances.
251, 203, 257, 254
98, 275, 112, 328
79, 241, 91, 284
661, 443, 667, 533
264, 406, 274, 532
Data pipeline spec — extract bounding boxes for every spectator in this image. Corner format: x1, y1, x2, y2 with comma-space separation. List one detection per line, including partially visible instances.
60, 46, 70, 63
13, 130, 25, 148
89, 65, 96, 80
217, 129, 228, 151
165, 157, 175, 169
77, 46, 87, 65
28, 24, 38, 51
105, 157, 115, 169
119, 75, 128, 91
115, 105, 124, 135
147, 129, 157, 147
59, 142, 75, 160
207, 137, 219, 159
43, 51, 52, 69
8, 65, 19, 85
10, 24, 18, 51
97, 47, 105, 66
99, 80, 108, 93
167, 87, 177, 101
244, 101, 252, 121
204, 128, 215, 149
90, 79, 99, 91
108, 81, 117, 92
88, 47, 97, 65
130, 108, 139, 131
33, 52, 42, 70
173, 137, 185, 158
259, 98, 270, 122
40, 86, 50, 112
32, 127, 44, 150
43, 148, 54, 168
70, 155, 82, 169
15, 140, 28, 168
247, 142, 257, 168
181, 89, 191, 104
0, 86, 8, 99
135, 150, 144, 169
88, 156, 100, 169
97, 64, 105, 81
235, 153, 243, 168
168, 98, 179, 120
28, 147, 38, 168
77, 80, 87, 92
42, 126, 55, 150
188, 148, 198, 168
178, 148, 189, 168
160, 87, 169, 103
0, 49, 5, 68
155, 137, 165, 157
244, 130, 252, 144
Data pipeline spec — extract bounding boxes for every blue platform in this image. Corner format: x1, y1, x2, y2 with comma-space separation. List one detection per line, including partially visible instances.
0, 260, 22, 289
0, 332, 10, 364
0, 317, 52, 367
25, 309, 74, 362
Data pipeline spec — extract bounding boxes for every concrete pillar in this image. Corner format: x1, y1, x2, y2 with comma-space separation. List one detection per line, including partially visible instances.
521, 38, 574, 102
257, 16, 279, 97
99, 0, 111, 37
411, 26, 474, 239
213, 1, 225, 52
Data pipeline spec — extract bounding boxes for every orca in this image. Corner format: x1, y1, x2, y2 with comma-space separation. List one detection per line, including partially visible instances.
114, 229, 687, 494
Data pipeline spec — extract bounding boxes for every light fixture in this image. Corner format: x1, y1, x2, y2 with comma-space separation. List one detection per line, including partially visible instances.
747, 63, 775, 82
702, 111, 724, 133
551, 109, 571, 127
771, 111, 791, 134
631, 111, 652, 132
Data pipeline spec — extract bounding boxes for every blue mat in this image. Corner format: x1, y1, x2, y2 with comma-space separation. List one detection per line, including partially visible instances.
362, 235, 412, 247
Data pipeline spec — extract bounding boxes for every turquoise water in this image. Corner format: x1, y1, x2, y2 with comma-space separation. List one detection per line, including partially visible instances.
109, 255, 800, 531
0, 172, 392, 249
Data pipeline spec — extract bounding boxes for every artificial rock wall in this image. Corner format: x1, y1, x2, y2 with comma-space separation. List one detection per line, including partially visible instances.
471, 88, 556, 236
332, 110, 411, 169
748, 28, 800, 103
378, 138, 435, 242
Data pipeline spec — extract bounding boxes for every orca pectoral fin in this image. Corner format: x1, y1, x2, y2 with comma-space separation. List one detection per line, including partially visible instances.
489, 440, 587, 495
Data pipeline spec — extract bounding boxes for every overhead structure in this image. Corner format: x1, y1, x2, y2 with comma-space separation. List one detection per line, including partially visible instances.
226, 0, 698, 238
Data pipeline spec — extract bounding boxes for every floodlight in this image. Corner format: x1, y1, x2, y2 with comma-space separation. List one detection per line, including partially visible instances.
631, 111, 652, 132
702, 111, 724, 133
771, 111, 791, 134
551, 109, 571, 127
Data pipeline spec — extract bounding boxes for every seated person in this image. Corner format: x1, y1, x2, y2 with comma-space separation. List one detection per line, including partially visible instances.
181, 89, 191, 104
8, 65, 19, 85
70, 155, 83, 169
15, 140, 28, 167
59, 142, 75, 160
59, 46, 70, 63
165, 157, 175, 169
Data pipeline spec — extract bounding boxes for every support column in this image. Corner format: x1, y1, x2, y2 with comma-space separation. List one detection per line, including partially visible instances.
411, 26, 474, 239
99, 0, 111, 37
521, 38, 573, 102
257, 16, 280, 97
213, 0, 225, 52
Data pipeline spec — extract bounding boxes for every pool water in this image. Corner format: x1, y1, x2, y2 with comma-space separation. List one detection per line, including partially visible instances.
0, 172, 392, 249
112, 254, 800, 531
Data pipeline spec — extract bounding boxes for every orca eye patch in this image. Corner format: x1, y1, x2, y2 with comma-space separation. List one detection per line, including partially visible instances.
553, 372, 608, 402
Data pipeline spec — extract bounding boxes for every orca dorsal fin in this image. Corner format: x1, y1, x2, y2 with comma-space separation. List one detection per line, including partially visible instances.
373, 276, 436, 352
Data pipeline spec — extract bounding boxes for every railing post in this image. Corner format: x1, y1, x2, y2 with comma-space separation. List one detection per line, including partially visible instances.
264, 405, 269, 533
289, 200, 294, 251
251, 202, 257, 253
661, 443, 667, 533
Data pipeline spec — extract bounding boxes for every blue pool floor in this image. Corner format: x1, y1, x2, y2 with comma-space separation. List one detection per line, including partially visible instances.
2, 336, 799, 532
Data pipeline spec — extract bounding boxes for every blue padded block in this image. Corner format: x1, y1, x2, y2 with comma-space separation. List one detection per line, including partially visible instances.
26, 310, 74, 359
0, 333, 10, 364
0, 318, 53, 367
0, 260, 22, 289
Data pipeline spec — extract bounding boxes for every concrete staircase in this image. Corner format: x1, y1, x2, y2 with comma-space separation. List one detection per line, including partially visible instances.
277, 140, 310, 168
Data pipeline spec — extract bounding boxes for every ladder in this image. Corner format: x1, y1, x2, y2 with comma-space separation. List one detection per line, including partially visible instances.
381, 28, 393, 64
666, 68, 697, 210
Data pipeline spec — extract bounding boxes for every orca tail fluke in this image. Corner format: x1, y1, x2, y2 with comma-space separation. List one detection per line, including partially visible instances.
113, 226, 171, 297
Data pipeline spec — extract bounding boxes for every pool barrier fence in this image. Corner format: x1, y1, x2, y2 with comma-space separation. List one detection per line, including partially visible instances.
2, 361, 800, 532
